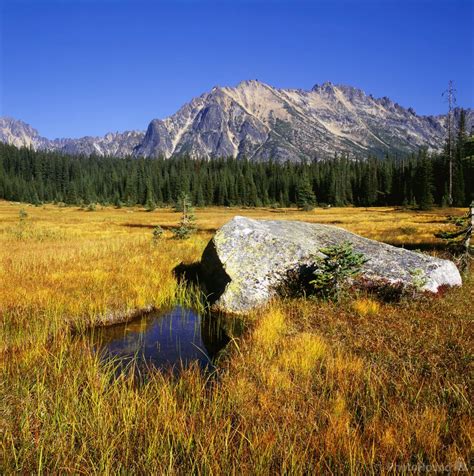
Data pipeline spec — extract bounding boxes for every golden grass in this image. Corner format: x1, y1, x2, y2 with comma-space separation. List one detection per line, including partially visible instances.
351, 297, 381, 317
1, 201, 472, 473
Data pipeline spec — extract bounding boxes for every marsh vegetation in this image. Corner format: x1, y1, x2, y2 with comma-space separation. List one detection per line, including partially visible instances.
1, 202, 472, 473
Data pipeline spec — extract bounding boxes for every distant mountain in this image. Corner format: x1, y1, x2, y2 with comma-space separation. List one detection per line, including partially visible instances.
1, 81, 472, 161
0, 117, 144, 157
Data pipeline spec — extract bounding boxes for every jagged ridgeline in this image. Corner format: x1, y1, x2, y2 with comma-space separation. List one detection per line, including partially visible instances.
0, 141, 473, 207
1, 81, 473, 162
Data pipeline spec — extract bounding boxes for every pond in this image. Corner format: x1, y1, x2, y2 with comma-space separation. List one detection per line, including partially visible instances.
87, 306, 242, 376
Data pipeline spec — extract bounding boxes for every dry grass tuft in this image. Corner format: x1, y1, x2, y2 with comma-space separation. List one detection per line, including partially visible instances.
278, 332, 326, 378
352, 297, 381, 317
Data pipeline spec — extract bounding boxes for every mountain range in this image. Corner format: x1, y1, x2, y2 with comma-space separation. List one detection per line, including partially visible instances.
1, 80, 472, 162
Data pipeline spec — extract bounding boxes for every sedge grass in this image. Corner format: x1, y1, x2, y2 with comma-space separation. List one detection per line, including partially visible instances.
1, 201, 472, 474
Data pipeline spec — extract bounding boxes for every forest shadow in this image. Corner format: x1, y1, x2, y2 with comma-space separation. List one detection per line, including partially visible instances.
122, 223, 156, 229
414, 219, 448, 224
386, 241, 449, 253
121, 223, 218, 234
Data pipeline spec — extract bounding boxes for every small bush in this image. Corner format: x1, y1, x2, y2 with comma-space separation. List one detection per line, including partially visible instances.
13, 208, 30, 239
310, 241, 367, 302
152, 225, 164, 242
355, 277, 407, 302
172, 224, 194, 240
145, 200, 157, 212
19, 208, 28, 221
172, 192, 197, 240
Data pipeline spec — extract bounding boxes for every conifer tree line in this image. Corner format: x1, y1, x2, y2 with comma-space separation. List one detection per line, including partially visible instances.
0, 114, 472, 209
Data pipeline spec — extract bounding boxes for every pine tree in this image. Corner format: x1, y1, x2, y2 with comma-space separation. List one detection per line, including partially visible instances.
65, 182, 78, 205
296, 173, 316, 210
172, 192, 197, 239
144, 180, 156, 211
1, 141, 473, 210
414, 156, 434, 210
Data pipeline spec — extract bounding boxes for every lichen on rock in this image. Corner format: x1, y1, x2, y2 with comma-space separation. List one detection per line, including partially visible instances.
199, 216, 462, 314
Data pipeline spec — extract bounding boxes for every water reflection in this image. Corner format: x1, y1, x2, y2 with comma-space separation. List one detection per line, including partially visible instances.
87, 306, 241, 375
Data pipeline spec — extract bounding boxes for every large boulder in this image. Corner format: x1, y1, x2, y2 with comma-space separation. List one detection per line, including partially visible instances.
199, 216, 462, 314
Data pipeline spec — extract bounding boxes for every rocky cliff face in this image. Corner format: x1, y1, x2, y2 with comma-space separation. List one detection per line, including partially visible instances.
0, 117, 144, 157
1, 81, 472, 161
49, 130, 145, 157
0, 117, 48, 150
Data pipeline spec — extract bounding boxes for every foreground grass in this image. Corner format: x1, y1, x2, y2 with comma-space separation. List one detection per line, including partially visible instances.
1, 202, 472, 473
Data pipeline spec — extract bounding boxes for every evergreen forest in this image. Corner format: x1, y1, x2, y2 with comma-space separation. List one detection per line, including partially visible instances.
1, 114, 473, 210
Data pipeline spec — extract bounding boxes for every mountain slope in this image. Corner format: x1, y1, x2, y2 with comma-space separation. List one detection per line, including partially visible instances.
0, 117, 144, 157
1, 81, 472, 161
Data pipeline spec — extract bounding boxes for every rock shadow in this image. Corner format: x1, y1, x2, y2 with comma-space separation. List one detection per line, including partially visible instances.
277, 263, 319, 298
173, 240, 231, 306
173, 262, 201, 286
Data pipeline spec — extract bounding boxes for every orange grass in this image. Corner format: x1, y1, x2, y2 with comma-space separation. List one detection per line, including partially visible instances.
0, 201, 472, 474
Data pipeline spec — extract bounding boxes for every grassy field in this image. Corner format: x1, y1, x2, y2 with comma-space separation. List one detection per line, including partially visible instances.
1, 201, 472, 474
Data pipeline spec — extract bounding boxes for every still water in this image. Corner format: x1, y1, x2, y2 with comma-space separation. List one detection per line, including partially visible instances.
88, 306, 241, 375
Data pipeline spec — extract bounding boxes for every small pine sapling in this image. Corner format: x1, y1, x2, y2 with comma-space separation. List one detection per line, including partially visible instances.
310, 241, 367, 302
152, 225, 164, 243
172, 192, 197, 239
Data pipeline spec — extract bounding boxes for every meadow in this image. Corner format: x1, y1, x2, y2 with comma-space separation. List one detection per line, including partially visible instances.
1, 201, 472, 474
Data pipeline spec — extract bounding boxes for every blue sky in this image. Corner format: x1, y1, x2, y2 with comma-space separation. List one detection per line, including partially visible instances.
1, 0, 473, 138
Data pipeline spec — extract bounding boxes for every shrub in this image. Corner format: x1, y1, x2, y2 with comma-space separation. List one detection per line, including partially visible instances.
19, 208, 28, 221
172, 222, 196, 240
152, 225, 164, 242
172, 192, 197, 240
14, 208, 30, 239
310, 241, 367, 302
145, 199, 157, 212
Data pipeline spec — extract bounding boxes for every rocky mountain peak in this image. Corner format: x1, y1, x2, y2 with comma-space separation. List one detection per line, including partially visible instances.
236, 79, 265, 88
311, 81, 336, 92
1, 80, 472, 162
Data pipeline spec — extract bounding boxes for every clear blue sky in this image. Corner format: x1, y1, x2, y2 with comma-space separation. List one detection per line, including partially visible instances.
1, 0, 473, 138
